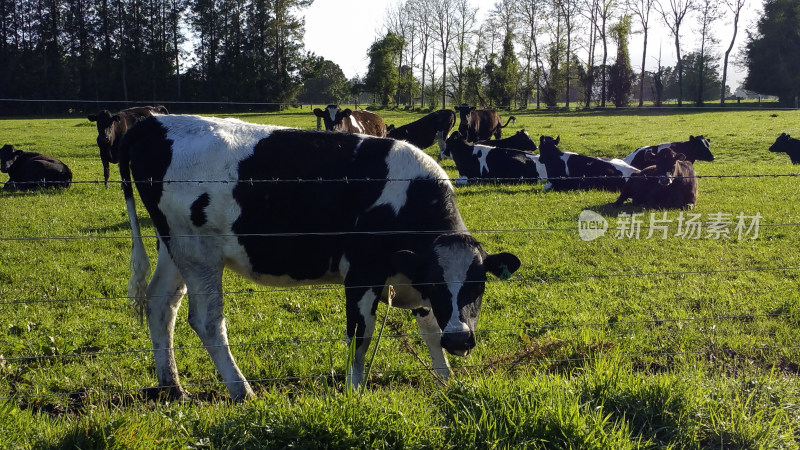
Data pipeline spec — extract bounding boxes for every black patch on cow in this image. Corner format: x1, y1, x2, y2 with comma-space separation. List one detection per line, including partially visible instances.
190, 193, 210, 227
124, 117, 174, 246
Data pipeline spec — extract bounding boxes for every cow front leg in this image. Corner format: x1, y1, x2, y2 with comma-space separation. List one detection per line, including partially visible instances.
183, 267, 253, 401
413, 307, 450, 380
344, 286, 379, 390
146, 246, 188, 399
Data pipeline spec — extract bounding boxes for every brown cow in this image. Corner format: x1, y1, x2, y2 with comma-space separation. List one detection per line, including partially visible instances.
615, 147, 698, 209
88, 105, 168, 187
313, 104, 387, 137
454, 104, 516, 142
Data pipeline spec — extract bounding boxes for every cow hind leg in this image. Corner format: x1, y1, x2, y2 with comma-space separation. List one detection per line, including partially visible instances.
182, 266, 254, 401
146, 246, 188, 400
413, 307, 450, 380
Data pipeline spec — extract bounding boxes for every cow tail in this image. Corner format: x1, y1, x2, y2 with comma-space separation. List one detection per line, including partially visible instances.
502, 116, 517, 128
118, 128, 150, 323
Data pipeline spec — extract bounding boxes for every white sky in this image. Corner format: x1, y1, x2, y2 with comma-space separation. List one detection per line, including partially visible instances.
302, 0, 762, 91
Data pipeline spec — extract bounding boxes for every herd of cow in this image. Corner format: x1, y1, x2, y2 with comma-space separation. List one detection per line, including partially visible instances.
0, 104, 796, 401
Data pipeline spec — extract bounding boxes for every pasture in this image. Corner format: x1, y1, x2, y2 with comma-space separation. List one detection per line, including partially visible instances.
1, 107, 800, 448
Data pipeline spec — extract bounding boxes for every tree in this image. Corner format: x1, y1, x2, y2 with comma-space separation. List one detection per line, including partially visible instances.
517, 0, 547, 108
594, 0, 617, 107
655, 0, 695, 106
449, 0, 478, 105
608, 15, 637, 106
682, 51, 723, 102
365, 32, 405, 105
580, 0, 600, 107
430, 0, 457, 108
486, 30, 520, 106
720, 0, 745, 103
556, 0, 581, 108
694, 0, 720, 105
744, 0, 800, 104
628, 0, 655, 106
297, 58, 351, 104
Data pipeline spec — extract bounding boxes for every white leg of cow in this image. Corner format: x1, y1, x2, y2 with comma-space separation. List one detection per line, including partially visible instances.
345, 288, 378, 390
146, 245, 187, 398
183, 267, 254, 401
413, 308, 450, 380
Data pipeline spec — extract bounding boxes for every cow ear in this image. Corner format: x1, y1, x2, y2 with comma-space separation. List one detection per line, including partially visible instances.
484, 252, 521, 280
313, 108, 324, 117
675, 153, 686, 161
555, 136, 560, 145
645, 151, 657, 162
1, 150, 21, 172
392, 250, 426, 280
342, 109, 352, 117
88, 114, 97, 122
112, 114, 121, 123
387, 124, 394, 132
469, 106, 476, 112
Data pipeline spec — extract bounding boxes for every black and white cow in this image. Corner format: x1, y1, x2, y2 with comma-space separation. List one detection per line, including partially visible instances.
454, 105, 516, 142
475, 130, 538, 152
443, 131, 545, 184
0, 144, 72, 190
624, 135, 713, 170
615, 147, 698, 209
769, 133, 800, 164
313, 104, 387, 137
386, 109, 456, 161
88, 105, 169, 187
538, 136, 639, 191
118, 115, 520, 401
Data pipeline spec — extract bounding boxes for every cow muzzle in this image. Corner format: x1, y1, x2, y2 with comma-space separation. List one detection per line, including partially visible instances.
658, 176, 673, 187
440, 330, 476, 356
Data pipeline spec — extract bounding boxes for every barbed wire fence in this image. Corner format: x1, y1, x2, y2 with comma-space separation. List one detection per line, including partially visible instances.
1, 173, 800, 405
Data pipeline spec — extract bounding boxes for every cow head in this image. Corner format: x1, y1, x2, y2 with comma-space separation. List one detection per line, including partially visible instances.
653, 147, 686, 186
538, 135, 561, 158
770, 133, 793, 153
442, 131, 470, 160
313, 104, 350, 131
1, 144, 21, 173
393, 233, 520, 356
454, 104, 475, 133
88, 110, 123, 163
688, 135, 714, 162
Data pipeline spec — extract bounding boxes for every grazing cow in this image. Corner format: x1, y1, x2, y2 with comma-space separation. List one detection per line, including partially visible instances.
386, 109, 456, 161
769, 133, 800, 164
0, 144, 72, 190
118, 115, 520, 401
88, 105, 169, 187
443, 131, 546, 183
313, 104, 387, 137
454, 105, 516, 142
538, 136, 639, 191
475, 130, 538, 152
614, 147, 698, 209
624, 135, 713, 169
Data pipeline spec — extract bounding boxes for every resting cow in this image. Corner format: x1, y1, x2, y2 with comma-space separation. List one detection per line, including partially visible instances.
538, 136, 639, 191
118, 114, 520, 401
624, 135, 713, 169
615, 147, 698, 209
313, 104, 387, 137
454, 105, 516, 142
88, 105, 168, 187
386, 109, 456, 161
769, 133, 800, 164
475, 130, 538, 152
0, 144, 72, 190
443, 131, 545, 184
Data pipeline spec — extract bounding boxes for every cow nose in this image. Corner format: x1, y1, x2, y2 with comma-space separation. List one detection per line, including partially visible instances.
440, 330, 476, 356
659, 177, 672, 186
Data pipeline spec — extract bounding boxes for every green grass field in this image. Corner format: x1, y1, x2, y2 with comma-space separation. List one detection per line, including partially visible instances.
1, 107, 799, 448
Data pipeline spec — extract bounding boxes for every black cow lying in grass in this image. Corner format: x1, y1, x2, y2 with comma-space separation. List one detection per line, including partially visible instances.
475, 129, 538, 152
444, 131, 545, 184
538, 136, 639, 191
614, 147, 698, 209
769, 133, 800, 164
624, 135, 714, 169
88, 105, 169, 187
0, 144, 72, 191
386, 109, 456, 161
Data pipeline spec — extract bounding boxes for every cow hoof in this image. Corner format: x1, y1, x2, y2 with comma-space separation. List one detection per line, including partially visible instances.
142, 385, 188, 402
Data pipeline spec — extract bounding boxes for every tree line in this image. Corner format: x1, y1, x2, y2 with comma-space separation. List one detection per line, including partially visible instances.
0, 0, 798, 115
